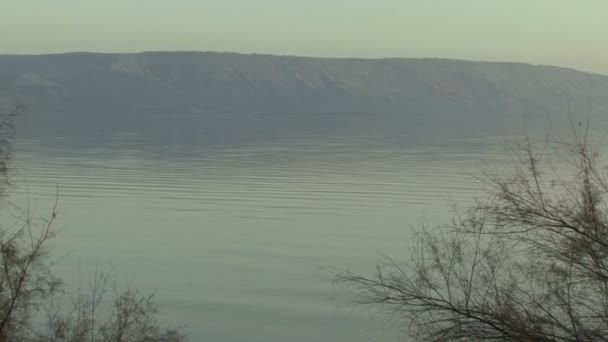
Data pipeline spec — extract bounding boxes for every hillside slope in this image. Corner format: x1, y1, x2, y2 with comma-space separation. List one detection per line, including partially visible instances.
0, 52, 606, 116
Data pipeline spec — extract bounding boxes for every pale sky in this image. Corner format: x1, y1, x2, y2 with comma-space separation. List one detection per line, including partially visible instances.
1, 0, 607, 74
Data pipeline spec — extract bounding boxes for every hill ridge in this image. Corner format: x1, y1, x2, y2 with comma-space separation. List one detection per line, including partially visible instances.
0, 52, 606, 116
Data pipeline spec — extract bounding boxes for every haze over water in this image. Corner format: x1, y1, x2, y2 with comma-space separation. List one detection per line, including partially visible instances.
10, 112, 536, 341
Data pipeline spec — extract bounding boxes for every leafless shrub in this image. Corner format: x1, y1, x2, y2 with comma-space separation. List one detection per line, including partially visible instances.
0, 105, 19, 195
32, 269, 185, 342
336, 121, 608, 341
0, 195, 60, 342
0, 108, 186, 341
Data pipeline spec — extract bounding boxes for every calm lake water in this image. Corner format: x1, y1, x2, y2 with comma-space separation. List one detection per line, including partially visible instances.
10, 112, 522, 341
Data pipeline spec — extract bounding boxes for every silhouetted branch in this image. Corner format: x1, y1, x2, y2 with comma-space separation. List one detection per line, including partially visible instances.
337, 122, 608, 341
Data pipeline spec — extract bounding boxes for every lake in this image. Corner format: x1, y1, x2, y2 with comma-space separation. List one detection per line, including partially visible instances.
10, 112, 522, 341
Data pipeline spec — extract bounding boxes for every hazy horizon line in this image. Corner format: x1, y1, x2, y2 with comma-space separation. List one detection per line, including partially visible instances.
1, 49, 605, 77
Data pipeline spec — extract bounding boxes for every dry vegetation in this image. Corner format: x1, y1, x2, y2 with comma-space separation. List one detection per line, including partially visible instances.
337, 121, 608, 341
0, 107, 185, 342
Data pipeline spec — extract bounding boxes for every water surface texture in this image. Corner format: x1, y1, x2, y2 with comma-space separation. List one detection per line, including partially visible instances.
11, 113, 518, 341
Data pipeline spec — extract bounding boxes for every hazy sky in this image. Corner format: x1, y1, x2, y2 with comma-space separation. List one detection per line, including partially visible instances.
1, 0, 607, 74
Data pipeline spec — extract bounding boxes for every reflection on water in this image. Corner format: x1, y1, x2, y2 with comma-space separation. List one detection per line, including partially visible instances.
10, 114, 519, 341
